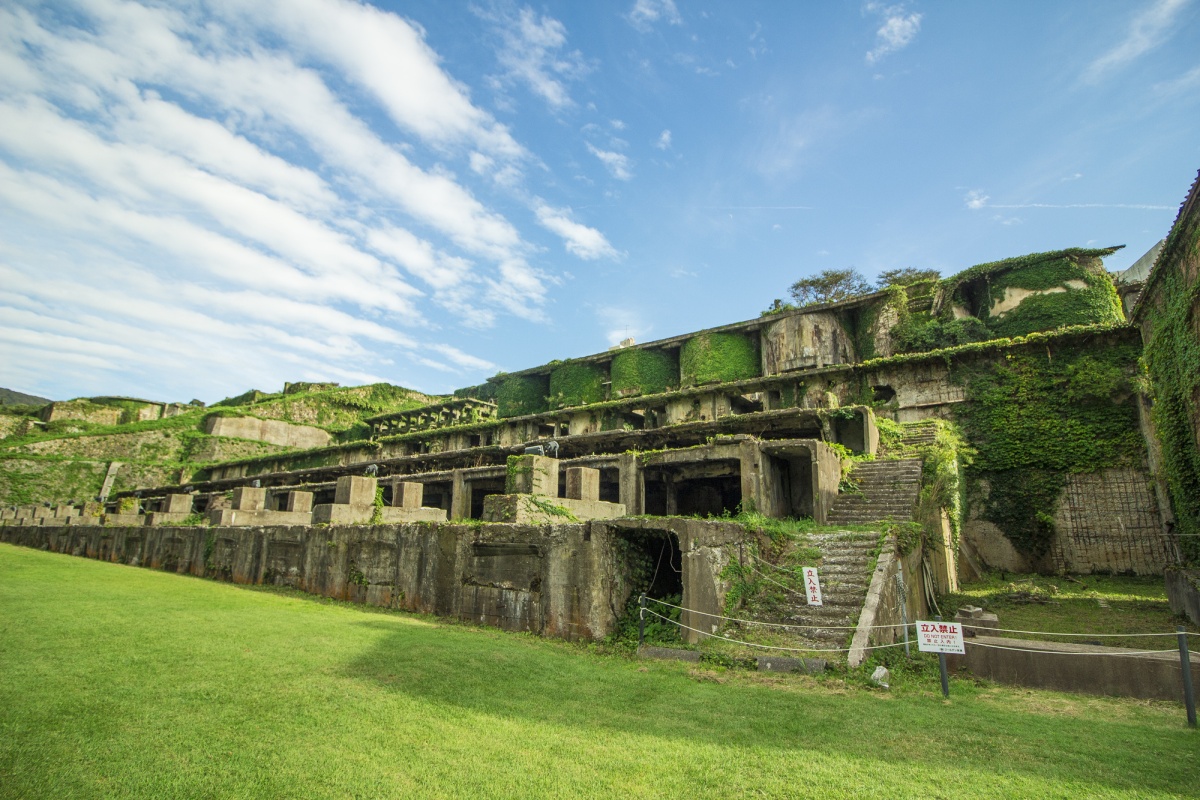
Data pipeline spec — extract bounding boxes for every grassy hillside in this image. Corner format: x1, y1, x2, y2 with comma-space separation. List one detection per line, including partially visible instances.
0, 544, 1195, 800
0, 387, 50, 407
0, 382, 435, 504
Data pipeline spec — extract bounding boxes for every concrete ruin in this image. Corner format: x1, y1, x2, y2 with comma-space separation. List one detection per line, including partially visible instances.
5, 169, 1200, 649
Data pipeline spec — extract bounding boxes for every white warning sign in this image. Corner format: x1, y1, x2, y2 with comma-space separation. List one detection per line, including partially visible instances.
916, 620, 966, 654
802, 567, 823, 606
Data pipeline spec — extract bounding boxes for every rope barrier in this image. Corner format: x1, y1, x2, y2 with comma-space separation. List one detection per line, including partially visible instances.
641, 607, 908, 654
643, 597, 1197, 640
967, 640, 1181, 657
645, 595, 912, 631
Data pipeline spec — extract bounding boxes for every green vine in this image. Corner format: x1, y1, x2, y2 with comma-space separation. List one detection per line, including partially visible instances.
548, 362, 608, 409
953, 339, 1143, 557
679, 332, 760, 387
610, 349, 679, 397
1138, 191, 1200, 563
495, 375, 550, 418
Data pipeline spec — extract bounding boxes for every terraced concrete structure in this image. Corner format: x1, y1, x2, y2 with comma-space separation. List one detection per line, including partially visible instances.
7, 213, 1198, 647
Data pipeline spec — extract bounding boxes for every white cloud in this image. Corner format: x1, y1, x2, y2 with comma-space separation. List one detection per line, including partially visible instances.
587, 143, 634, 180
627, 0, 683, 32
0, 0, 602, 400
865, 5, 922, 64
964, 190, 990, 210
481, 5, 588, 110
535, 203, 622, 260
1153, 63, 1200, 95
1084, 0, 1190, 82
596, 306, 652, 346
656, 129, 673, 150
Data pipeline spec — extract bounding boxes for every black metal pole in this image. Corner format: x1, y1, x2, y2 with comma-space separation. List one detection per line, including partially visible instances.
638, 593, 646, 648
937, 615, 949, 699
1179, 626, 1196, 728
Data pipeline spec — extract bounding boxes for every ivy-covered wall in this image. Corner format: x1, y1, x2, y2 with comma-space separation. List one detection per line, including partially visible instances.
496, 374, 550, 418
1136, 173, 1200, 564
548, 362, 608, 409
610, 349, 679, 397
679, 331, 761, 388
953, 338, 1145, 559
891, 248, 1125, 356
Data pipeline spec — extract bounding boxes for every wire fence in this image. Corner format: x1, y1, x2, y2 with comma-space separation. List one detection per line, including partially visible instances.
637, 594, 1199, 726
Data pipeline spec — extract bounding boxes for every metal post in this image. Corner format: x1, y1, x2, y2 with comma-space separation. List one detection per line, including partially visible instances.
1179, 626, 1196, 728
937, 614, 949, 699
638, 594, 646, 648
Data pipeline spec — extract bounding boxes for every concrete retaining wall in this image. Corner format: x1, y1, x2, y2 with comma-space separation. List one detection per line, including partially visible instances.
0, 517, 744, 643
1165, 568, 1200, 625
949, 635, 1199, 703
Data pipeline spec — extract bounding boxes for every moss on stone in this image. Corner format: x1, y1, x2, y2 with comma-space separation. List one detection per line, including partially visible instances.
679, 332, 760, 388
496, 375, 549, 418
610, 349, 679, 397
548, 362, 608, 409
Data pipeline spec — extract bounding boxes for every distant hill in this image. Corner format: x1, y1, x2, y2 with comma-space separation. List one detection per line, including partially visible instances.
0, 387, 51, 407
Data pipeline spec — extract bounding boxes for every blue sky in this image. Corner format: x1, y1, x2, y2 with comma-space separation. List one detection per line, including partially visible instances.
1, 0, 1197, 404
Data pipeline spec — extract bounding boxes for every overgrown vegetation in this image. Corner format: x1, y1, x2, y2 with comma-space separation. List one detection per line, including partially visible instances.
953, 339, 1144, 558
1137, 202, 1200, 564
680, 331, 760, 387
495, 374, 550, 418
609, 348, 679, 397
548, 362, 607, 409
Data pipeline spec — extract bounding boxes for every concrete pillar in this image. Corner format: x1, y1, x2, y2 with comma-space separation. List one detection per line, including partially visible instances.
505, 455, 560, 496
334, 476, 377, 506
391, 480, 423, 509
664, 475, 679, 516
285, 491, 313, 513
232, 487, 266, 511
617, 452, 643, 515
738, 441, 771, 517
450, 469, 470, 521
162, 494, 193, 514
565, 467, 600, 501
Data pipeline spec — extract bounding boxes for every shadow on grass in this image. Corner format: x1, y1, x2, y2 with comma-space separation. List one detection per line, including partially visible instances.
333, 614, 1196, 796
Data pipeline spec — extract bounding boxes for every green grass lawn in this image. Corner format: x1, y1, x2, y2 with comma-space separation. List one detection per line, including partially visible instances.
1, 543, 1197, 799
942, 572, 1200, 649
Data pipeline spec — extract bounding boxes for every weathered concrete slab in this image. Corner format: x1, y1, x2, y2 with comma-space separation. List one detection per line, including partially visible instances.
638, 645, 702, 662
756, 656, 827, 674
481, 494, 625, 523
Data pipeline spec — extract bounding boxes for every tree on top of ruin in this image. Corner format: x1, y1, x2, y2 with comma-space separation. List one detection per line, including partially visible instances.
876, 267, 940, 288
788, 268, 872, 307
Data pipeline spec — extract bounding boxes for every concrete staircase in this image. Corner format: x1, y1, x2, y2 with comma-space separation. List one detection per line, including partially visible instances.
762, 531, 881, 648
824, 458, 923, 526
879, 420, 939, 457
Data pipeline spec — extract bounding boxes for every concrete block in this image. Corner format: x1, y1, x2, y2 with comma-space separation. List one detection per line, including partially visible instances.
955, 605, 999, 637
391, 480, 423, 509
310, 503, 446, 525
162, 494, 193, 514
505, 455, 559, 496
65, 515, 101, 526
232, 487, 266, 511
285, 491, 313, 513
335, 476, 377, 506
103, 514, 144, 526
482, 494, 625, 524
208, 508, 313, 526
145, 511, 192, 526
638, 645, 701, 663
565, 467, 600, 502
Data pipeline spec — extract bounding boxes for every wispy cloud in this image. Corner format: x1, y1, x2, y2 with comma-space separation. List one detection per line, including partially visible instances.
596, 305, 651, 346
587, 143, 634, 180
627, 0, 683, 32
865, 3, 922, 64
655, 129, 672, 150
534, 203, 622, 260
1153, 63, 1200, 95
964, 190, 990, 210
1084, 0, 1190, 82
964, 190, 1171, 211
481, 5, 588, 110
